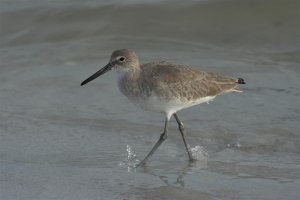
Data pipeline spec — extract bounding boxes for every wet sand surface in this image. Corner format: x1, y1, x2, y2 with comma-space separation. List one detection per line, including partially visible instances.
1, 0, 300, 199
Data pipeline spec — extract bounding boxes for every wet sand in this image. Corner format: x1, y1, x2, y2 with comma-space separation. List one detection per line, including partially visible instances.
1, 0, 300, 199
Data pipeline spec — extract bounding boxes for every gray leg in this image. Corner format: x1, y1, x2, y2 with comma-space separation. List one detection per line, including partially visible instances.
138, 117, 169, 166
173, 113, 194, 161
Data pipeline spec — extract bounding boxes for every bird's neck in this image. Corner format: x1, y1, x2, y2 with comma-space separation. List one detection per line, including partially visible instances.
121, 64, 141, 81
118, 65, 141, 96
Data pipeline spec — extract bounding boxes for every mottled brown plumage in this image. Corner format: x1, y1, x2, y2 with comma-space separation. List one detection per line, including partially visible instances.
139, 61, 241, 101
81, 49, 245, 166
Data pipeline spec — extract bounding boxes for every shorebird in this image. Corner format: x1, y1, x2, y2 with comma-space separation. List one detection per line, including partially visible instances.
81, 49, 245, 166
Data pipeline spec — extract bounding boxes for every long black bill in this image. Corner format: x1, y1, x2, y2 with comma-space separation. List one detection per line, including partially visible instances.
81, 63, 112, 86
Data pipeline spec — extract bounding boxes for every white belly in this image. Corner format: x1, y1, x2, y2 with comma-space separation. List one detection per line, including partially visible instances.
131, 95, 215, 118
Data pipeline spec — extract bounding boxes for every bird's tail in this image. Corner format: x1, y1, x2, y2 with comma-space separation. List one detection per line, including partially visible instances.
229, 77, 246, 93
236, 78, 246, 84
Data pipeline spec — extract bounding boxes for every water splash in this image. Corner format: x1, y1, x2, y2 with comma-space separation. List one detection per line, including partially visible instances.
188, 145, 209, 169
226, 141, 242, 148
191, 145, 209, 160
119, 144, 140, 172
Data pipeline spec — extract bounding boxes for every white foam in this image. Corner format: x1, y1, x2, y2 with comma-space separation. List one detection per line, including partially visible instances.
119, 144, 140, 172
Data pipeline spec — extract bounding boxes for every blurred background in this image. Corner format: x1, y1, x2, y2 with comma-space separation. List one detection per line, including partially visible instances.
1, 0, 300, 199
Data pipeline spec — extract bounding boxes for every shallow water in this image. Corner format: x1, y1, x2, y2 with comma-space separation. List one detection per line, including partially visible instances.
1, 0, 300, 199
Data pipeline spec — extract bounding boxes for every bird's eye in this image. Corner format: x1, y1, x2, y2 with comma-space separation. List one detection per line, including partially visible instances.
118, 57, 125, 62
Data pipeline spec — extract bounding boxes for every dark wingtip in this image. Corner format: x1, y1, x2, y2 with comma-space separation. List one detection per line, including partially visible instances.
237, 78, 246, 84
80, 81, 85, 86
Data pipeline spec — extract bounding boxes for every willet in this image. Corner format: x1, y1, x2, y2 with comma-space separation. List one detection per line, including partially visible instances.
81, 49, 245, 166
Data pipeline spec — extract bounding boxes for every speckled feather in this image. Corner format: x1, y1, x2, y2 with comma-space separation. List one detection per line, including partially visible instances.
83, 49, 245, 115
138, 61, 240, 101
118, 59, 242, 104
81, 49, 246, 164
